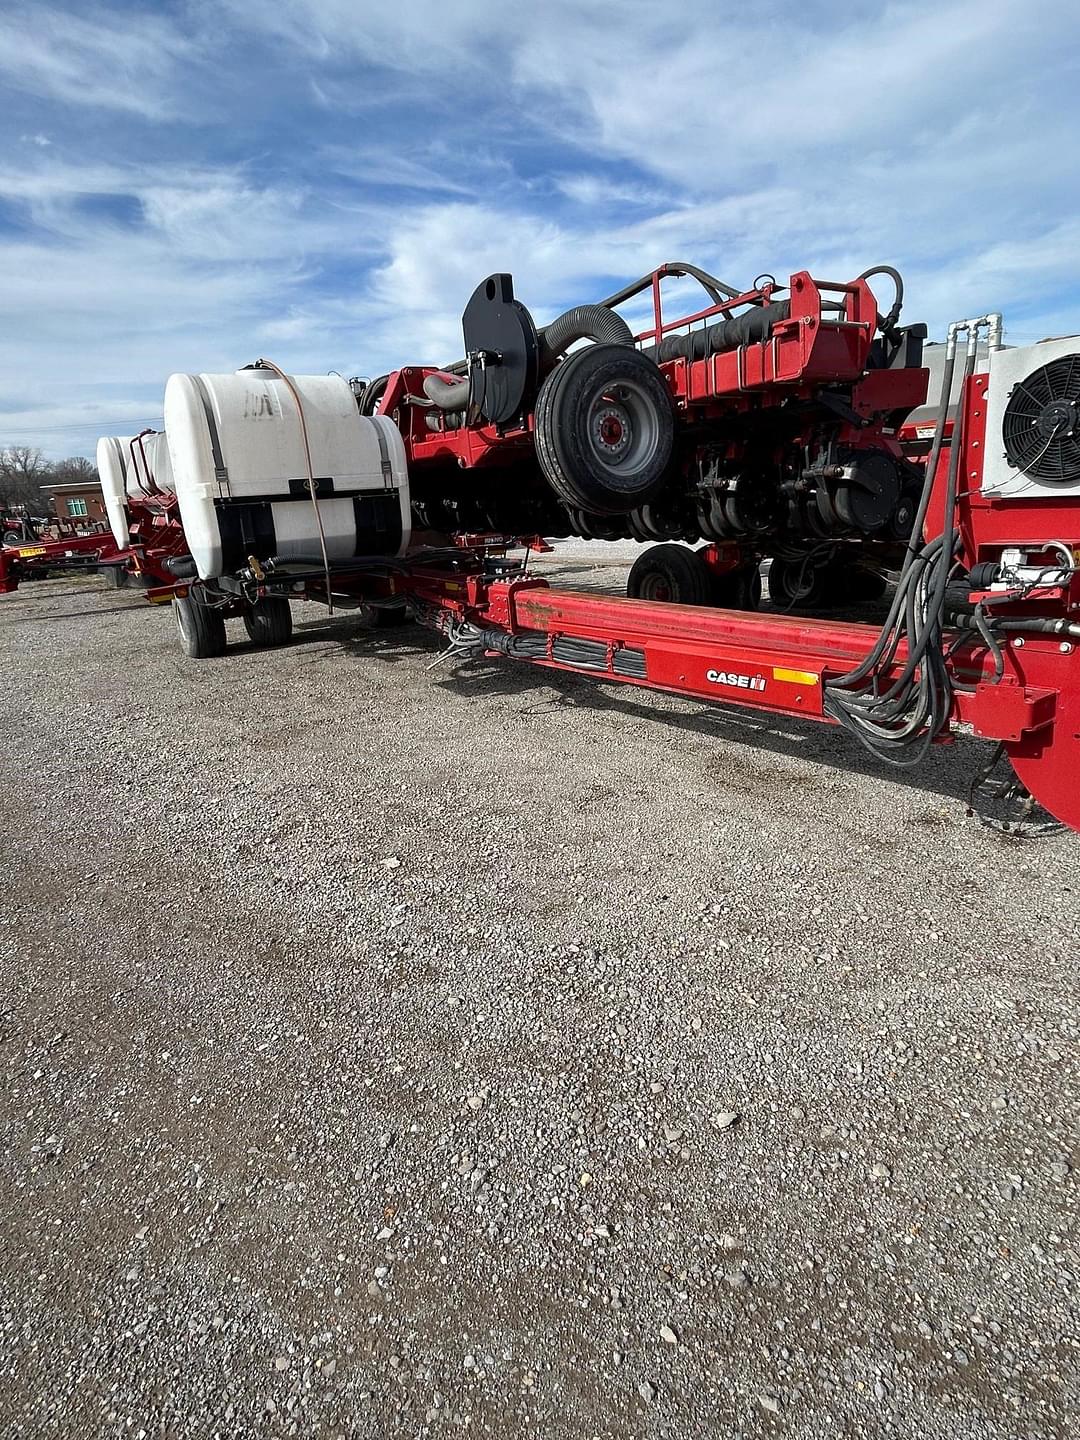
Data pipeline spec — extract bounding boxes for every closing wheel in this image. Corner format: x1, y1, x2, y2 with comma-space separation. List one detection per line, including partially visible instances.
535, 344, 674, 515
174, 588, 227, 659
627, 544, 714, 606
243, 595, 293, 648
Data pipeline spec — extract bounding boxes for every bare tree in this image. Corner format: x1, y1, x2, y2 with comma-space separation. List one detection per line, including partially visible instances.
0, 446, 52, 511
49, 455, 96, 486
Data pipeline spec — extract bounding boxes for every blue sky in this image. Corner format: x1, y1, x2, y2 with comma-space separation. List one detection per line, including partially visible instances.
1, 0, 1079, 458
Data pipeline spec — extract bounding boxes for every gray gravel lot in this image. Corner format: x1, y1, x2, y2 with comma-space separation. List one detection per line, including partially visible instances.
0, 552, 1077, 1439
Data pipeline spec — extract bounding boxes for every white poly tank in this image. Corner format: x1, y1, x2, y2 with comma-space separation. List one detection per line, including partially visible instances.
96, 435, 135, 548
163, 370, 411, 580
96, 433, 176, 549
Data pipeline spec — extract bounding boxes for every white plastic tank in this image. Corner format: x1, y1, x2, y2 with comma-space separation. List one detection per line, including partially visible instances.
163, 370, 411, 580
96, 433, 176, 549
96, 435, 135, 548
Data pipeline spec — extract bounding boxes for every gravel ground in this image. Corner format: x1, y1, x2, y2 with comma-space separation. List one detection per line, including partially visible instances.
0, 552, 1077, 1440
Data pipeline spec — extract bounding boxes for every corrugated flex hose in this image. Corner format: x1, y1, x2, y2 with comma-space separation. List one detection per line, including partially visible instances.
538, 305, 634, 370
255, 358, 334, 614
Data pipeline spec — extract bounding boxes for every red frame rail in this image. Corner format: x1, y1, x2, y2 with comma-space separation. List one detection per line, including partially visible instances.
399, 564, 1080, 833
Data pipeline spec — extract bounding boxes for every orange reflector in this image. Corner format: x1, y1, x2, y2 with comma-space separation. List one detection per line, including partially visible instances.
773, 667, 819, 686
147, 585, 185, 605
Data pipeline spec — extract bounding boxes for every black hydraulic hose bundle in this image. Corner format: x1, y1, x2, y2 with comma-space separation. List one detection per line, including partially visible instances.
822, 339, 977, 765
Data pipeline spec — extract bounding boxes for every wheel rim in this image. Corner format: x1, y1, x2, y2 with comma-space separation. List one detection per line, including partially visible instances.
586, 380, 661, 490
774, 560, 817, 604
639, 573, 673, 602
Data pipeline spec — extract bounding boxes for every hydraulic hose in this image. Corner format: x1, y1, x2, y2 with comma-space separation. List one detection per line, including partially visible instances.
130, 431, 161, 498
598, 261, 742, 309
828, 339, 958, 692
822, 329, 980, 764
357, 374, 390, 415
642, 302, 791, 366
538, 305, 633, 370
857, 265, 904, 334
982, 616, 1080, 641
868, 346, 974, 703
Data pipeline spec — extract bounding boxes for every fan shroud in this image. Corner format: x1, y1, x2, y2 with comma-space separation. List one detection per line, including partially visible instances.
1002, 355, 1080, 484
982, 339, 1080, 499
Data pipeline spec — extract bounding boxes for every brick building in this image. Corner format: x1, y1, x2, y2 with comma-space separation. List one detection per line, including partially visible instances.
40, 482, 108, 527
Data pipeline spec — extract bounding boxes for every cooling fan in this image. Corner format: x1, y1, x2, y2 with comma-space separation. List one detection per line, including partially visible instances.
983, 339, 1080, 498
1002, 356, 1080, 484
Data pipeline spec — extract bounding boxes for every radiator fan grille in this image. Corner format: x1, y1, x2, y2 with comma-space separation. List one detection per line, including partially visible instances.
1002, 354, 1080, 483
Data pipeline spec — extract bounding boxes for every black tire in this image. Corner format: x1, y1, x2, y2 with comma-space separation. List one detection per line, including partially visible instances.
627, 544, 714, 606
105, 565, 128, 589
535, 344, 674, 515
174, 588, 227, 659
767, 555, 829, 609
242, 596, 293, 648
713, 563, 762, 610
356, 600, 411, 630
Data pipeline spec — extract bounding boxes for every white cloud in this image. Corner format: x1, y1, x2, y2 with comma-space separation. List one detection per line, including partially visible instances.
220, 0, 1080, 324
0, 153, 389, 452
553, 174, 676, 210
216, 0, 497, 74
0, 5, 193, 118
2, 0, 1080, 457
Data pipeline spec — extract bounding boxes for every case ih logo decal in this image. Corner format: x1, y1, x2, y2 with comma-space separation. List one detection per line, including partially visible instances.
706, 668, 767, 692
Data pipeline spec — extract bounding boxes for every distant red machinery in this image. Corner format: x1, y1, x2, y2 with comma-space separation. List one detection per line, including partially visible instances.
0, 501, 185, 596
0, 430, 188, 597
0, 527, 120, 592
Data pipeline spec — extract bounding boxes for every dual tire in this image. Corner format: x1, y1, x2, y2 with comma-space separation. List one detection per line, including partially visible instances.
174, 590, 293, 659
